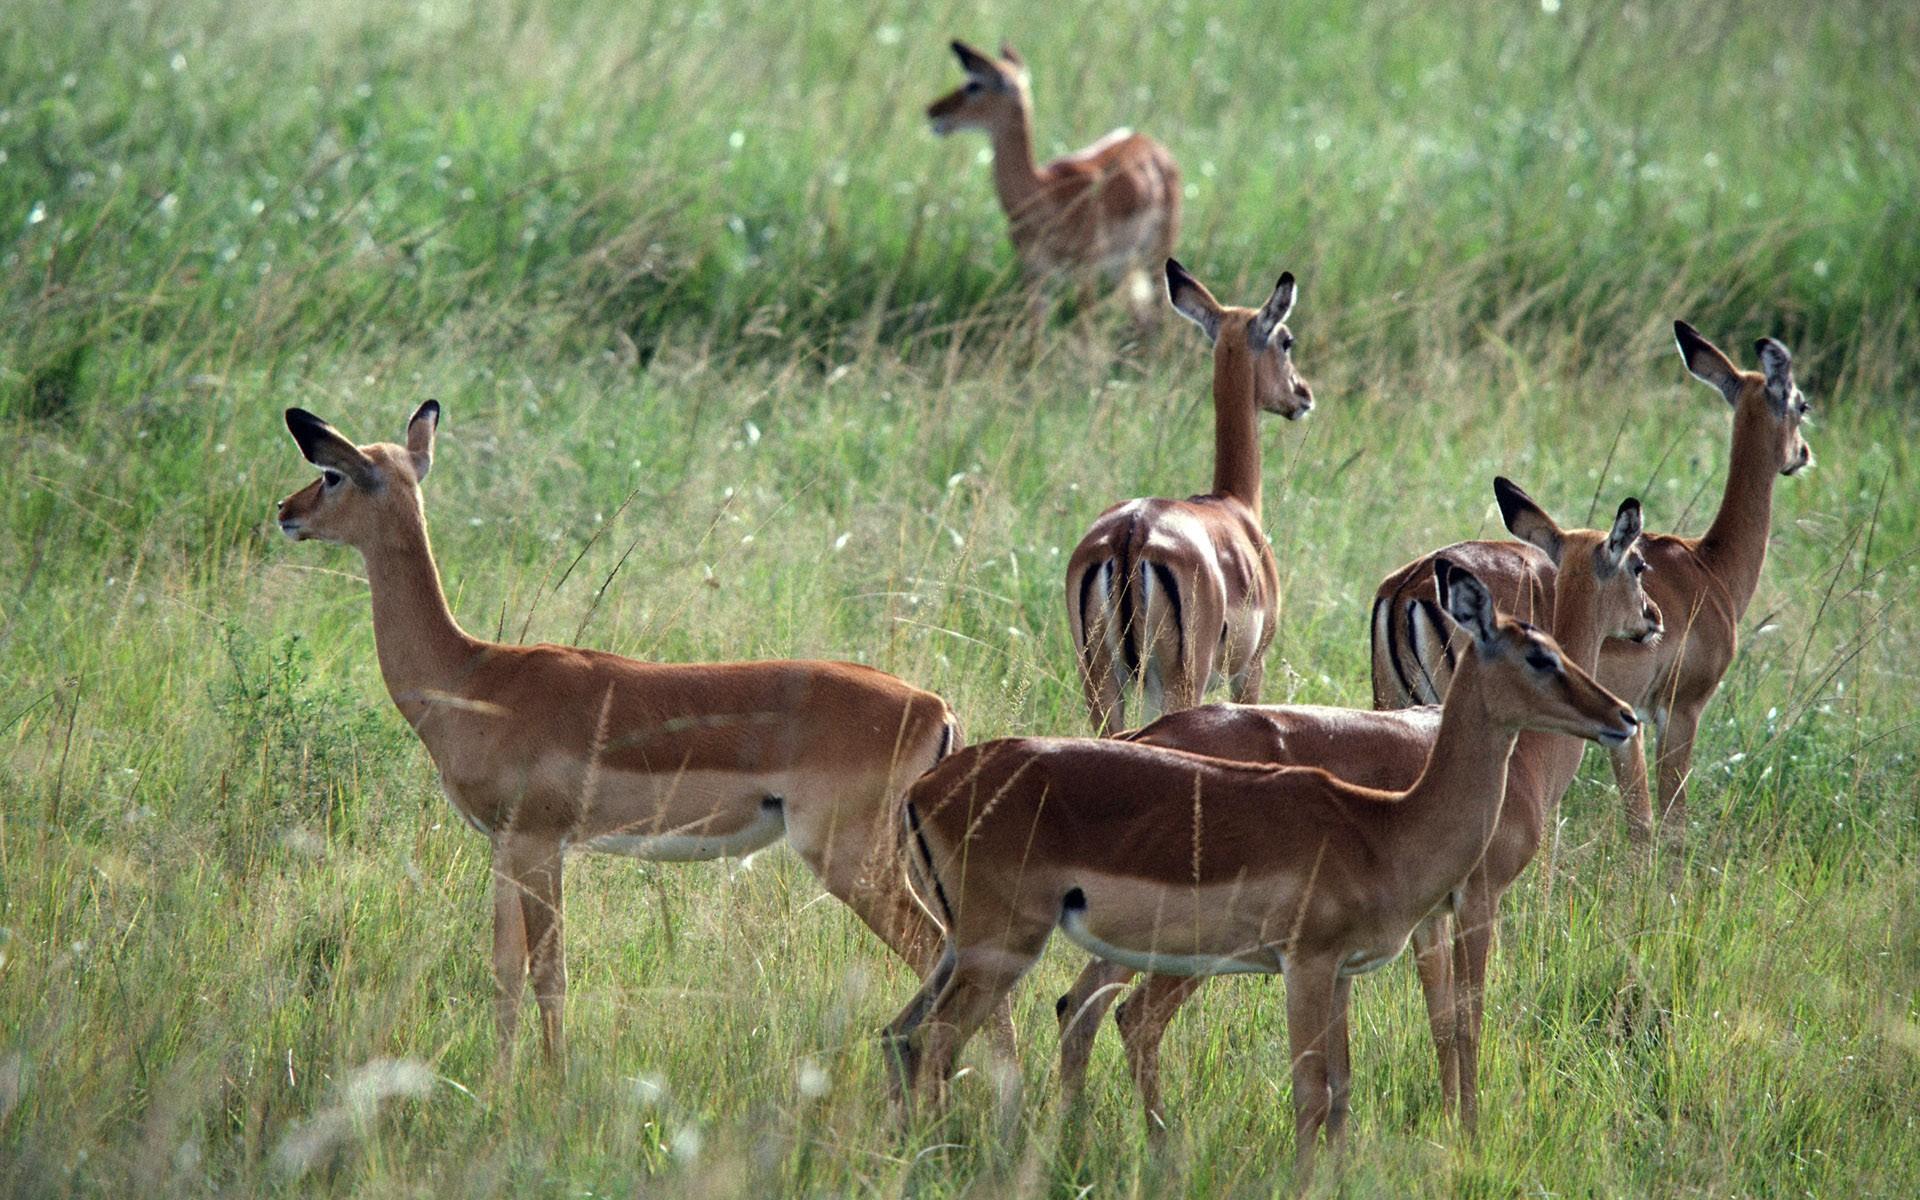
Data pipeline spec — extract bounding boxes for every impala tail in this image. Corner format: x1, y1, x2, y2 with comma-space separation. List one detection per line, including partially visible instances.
1071, 510, 1189, 732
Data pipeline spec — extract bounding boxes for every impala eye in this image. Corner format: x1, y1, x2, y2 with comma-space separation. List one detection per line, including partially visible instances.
1630, 556, 1648, 576
963, 80, 983, 93
321, 468, 343, 488
1525, 649, 1560, 672
1281, 333, 1296, 353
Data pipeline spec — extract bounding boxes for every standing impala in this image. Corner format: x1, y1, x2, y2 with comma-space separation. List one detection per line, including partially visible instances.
1053, 481, 1663, 1136
1372, 322, 1813, 846
887, 562, 1638, 1180
927, 39, 1180, 323
1066, 259, 1313, 733
277, 402, 961, 1060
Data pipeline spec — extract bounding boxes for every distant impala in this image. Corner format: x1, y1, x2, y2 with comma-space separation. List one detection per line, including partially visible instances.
277, 402, 961, 1060
927, 39, 1180, 323
1372, 322, 1814, 849
1066, 259, 1314, 733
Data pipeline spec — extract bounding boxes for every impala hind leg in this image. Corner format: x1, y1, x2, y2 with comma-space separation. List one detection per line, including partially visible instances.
1056, 959, 1137, 1107
1229, 652, 1267, 706
884, 946, 956, 1115
490, 842, 530, 1063
913, 938, 1050, 1109
1411, 914, 1460, 1121
1076, 609, 1126, 736
1115, 972, 1207, 1140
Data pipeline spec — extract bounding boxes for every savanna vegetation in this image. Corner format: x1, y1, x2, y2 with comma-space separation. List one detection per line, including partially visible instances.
2, 0, 1915, 1195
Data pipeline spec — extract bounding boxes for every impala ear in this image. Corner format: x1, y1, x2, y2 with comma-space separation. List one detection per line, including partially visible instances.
1166, 258, 1222, 343
286, 408, 378, 487
952, 39, 998, 78
1494, 476, 1564, 565
999, 41, 1025, 73
1437, 557, 1499, 649
406, 399, 440, 482
1674, 319, 1742, 406
1755, 337, 1795, 412
1605, 497, 1644, 570
1247, 271, 1297, 351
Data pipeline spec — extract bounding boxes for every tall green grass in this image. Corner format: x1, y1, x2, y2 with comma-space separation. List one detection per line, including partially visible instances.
2, 1, 1917, 1196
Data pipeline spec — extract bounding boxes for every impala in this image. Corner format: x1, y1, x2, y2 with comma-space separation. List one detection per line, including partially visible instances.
927, 39, 1180, 323
1054, 481, 1663, 1135
277, 402, 962, 1060
1065, 259, 1314, 734
1371, 322, 1813, 847
886, 562, 1637, 1179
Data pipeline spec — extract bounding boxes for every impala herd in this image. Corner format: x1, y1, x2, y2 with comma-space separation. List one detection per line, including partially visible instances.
275, 38, 1815, 1184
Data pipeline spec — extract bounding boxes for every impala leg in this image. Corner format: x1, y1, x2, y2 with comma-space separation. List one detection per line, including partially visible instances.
1230, 654, 1266, 706
1115, 972, 1208, 1142
1078, 616, 1125, 736
884, 946, 956, 1117
509, 838, 568, 1064
916, 944, 1045, 1109
490, 839, 530, 1064
1450, 875, 1497, 1137
1056, 959, 1137, 1107
1609, 725, 1655, 854
1325, 974, 1354, 1148
1283, 957, 1338, 1187
1653, 706, 1701, 851
1411, 912, 1460, 1121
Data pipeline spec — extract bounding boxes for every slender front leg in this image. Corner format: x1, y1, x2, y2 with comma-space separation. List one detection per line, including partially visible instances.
491, 838, 531, 1063
1653, 705, 1702, 850
1056, 959, 1137, 1107
1324, 975, 1354, 1146
884, 946, 956, 1118
1411, 913, 1460, 1121
1115, 972, 1208, 1141
510, 837, 568, 1064
1450, 875, 1497, 1137
1283, 956, 1338, 1187
1609, 725, 1654, 853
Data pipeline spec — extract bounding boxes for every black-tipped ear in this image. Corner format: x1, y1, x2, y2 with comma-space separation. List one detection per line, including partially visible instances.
1248, 271, 1297, 351
1166, 258, 1222, 343
406, 400, 440, 482
1439, 559, 1499, 648
1493, 476, 1565, 565
1674, 319, 1742, 406
1755, 337, 1794, 412
1605, 497, 1644, 568
952, 39, 997, 76
286, 408, 377, 485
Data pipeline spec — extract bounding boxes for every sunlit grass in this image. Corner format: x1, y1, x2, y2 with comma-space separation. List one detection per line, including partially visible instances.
2, 0, 1917, 1196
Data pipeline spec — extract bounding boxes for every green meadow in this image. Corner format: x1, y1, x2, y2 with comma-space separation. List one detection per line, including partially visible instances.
2, 0, 1915, 1194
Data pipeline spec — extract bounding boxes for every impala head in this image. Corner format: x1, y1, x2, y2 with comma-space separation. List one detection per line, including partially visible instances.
1433, 557, 1639, 746
1494, 477, 1663, 645
927, 39, 1029, 135
1166, 259, 1315, 419
278, 402, 440, 547
1673, 320, 1813, 476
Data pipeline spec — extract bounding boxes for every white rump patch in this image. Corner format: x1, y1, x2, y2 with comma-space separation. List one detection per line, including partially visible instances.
1059, 899, 1278, 977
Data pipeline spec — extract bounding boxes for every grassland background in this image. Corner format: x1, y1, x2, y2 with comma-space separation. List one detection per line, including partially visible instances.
2, 0, 1916, 1195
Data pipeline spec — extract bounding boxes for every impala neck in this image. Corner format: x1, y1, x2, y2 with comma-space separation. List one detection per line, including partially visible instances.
1521, 572, 1610, 809
354, 498, 480, 717
1697, 403, 1780, 616
988, 107, 1043, 221
1210, 332, 1262, 511
1392, 651, 1519, 912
